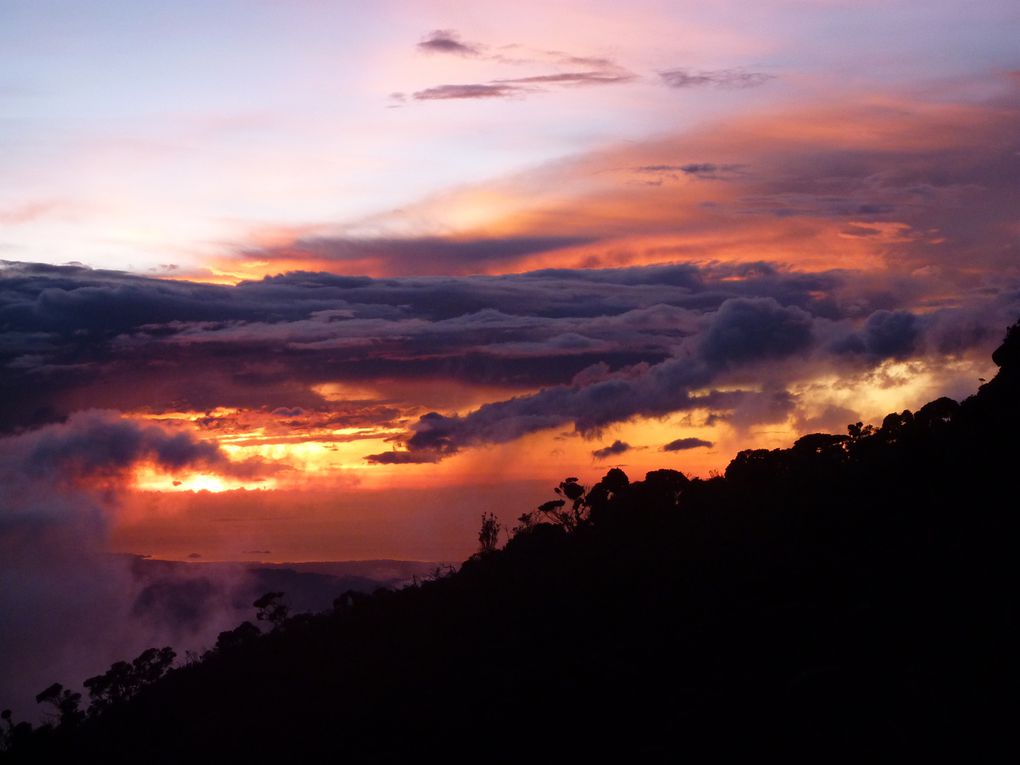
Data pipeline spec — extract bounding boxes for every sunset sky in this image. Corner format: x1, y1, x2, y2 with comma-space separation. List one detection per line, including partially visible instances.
2, 0, 1019, 570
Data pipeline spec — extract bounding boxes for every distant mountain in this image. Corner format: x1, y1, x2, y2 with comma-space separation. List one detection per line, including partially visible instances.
4, 323, 1017, 763
252, 559, 455, 585
131, 557, 450, 618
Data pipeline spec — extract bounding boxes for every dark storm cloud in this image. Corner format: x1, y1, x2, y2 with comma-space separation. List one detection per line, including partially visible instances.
659, 68, 773, 89
25, 413, 223, 478
699, 297, 815, 367
391, 370, 738, 459
387, 298, 814, 459
860, 310, 920, 359
662, 437, 713, 451
417, 30, 481, 57
2, 260, 1017, 448
592, 440, 631, 460
376, 289, 1020, 461
832, 309, 920, 359
0, 410, 271, 489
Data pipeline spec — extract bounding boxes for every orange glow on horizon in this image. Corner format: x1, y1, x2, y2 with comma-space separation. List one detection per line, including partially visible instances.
119, 347, 992, 500
102, 344, 994, 563
132, 468, 277, 494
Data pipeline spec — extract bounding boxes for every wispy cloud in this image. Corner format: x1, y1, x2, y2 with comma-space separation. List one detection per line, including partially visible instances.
238, 233, 593, 274
495, 70, 635, 87
633, 162, 746, 181
412, 66, 635, 101
659, 68, 773, 89
0, 200, 63, 224
408, 30, 634, 102
413, 83, 522, 100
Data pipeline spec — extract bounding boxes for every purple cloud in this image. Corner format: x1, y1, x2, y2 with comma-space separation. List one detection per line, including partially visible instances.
659, 68, 773, 89
417, 30, 481, 57
662, 437, 713, 451
592, 440, 631, 460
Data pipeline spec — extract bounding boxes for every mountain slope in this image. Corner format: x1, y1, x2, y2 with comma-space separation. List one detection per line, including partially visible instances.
4, 323, 1019, 763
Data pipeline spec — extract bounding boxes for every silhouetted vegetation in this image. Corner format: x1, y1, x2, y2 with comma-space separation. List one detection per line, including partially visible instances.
3, 322, 1018, 763
476, 512, 502, 555
252, 591, 289, 630
82, 648, 175, 715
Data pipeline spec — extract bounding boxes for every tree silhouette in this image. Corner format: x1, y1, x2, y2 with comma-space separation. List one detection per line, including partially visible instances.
0, 709, 32, 753
253, 591, 289, 629
33, 684, 83, 729
213, 621, 261, 654
84, 647, 175, 714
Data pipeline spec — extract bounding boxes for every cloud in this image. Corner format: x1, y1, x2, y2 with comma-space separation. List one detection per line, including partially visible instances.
411, 67, 634, 101
348, 76, 1015, 295
364, 450, 441, 465
3, 260, 1016, 442
592, 440, 631, 460
662, 437, 713, 451
682, 163, 743, 179
408, 35, 635, 103
860, 310, 920, 359
240, 234, 593, 274
0, 410, 272, 497
678, 163, 720, 175
417, 30, 481, 57
413, 83, 521, 100
379, 289, 1017, 461
0, 201, 62, 225
24, 412, 225, 481
495, 70, 635, 87
699, 297, 815, 368
391, 297, 811, 460
632, 163, 746, 183
832, 309, 920, 359
659, 68, 773, 89
0, 412, 271, 717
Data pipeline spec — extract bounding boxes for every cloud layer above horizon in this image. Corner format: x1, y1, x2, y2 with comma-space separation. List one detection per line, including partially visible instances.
3, 258, 1015, 455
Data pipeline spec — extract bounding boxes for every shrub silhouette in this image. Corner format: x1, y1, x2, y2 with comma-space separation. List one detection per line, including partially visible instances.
477, 512, 502, 554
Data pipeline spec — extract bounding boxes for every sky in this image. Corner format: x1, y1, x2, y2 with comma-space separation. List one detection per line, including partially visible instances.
1, 0, 1019, 711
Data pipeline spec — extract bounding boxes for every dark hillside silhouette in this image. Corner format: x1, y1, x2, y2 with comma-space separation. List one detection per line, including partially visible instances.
3, 322, 1018, 763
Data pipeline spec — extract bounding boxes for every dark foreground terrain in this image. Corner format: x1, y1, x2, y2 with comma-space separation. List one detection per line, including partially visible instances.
3, 324, 1018, 763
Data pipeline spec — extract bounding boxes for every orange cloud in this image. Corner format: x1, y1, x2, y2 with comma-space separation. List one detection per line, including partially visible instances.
204, 79, 1019, 283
